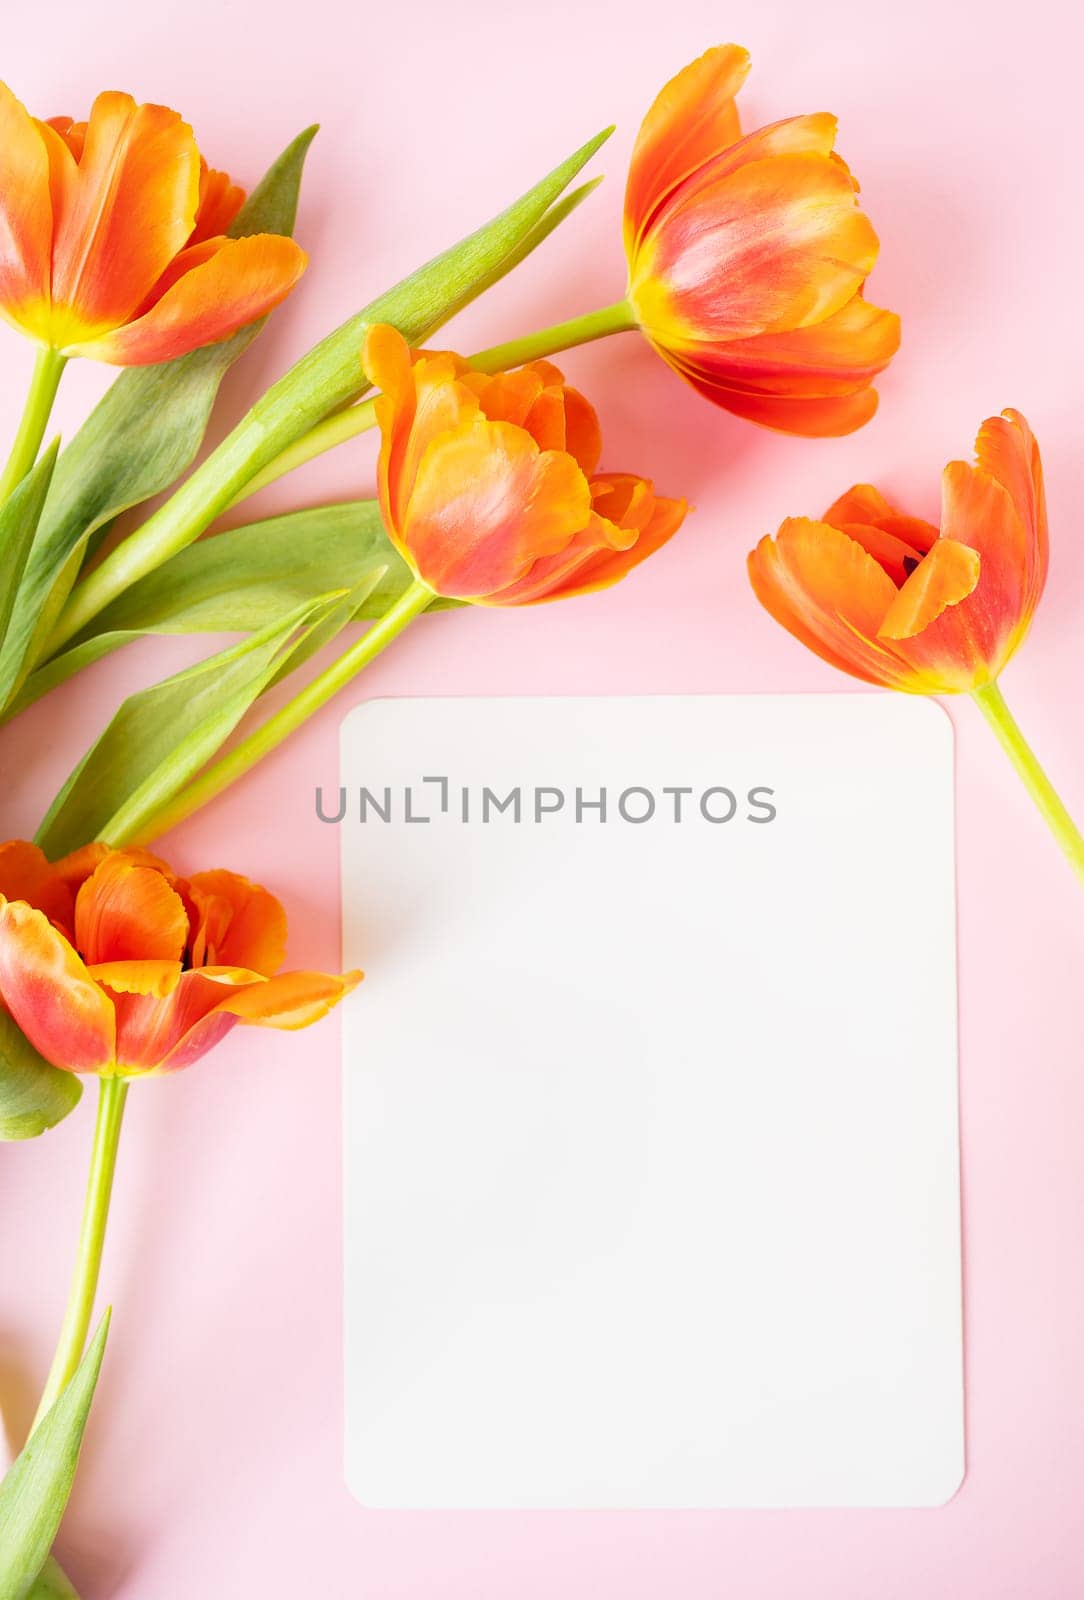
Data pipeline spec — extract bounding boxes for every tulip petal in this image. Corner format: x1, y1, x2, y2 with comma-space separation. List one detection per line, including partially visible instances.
833, 522, 926, 587
111, 964, 361, 1073
75, 854, 188, 966
217, 968, 362, 1029
748, 519, 921, 688
0, 900, 115, 1071
679, 372, 882, 436
70, 233, 307, 364
878, 539, 981, 640
110, 967, 242, 1074
187, 869, 288, 976
472, 367, 546, 428
898, 458, 1034, 682
823, 485, 938, 553
402, 417, 592, 598
624, 45, 750, 252
487, 478, 687, 606
973, 409, 1048, 617
46, 92, 201, 347
44, 116, 87, 161
88, 959, 183, 997
632, 154, 880, 344
0, 83, 53, 337
189, 162, 245, 247
0, 841, 73, 928
687, 113, 841, 187
364, 327, 480, 537
671, 296, 900, 399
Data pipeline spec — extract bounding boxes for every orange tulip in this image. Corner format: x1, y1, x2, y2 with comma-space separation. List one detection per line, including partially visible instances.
622, 45, 899, 436
362, 323, 687, 604
0, 83, 306, 365
0, 841, 360, 1075
747, 408, 1047, 693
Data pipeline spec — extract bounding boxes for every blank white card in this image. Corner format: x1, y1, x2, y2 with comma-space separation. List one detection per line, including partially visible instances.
341, 694, 964, 1508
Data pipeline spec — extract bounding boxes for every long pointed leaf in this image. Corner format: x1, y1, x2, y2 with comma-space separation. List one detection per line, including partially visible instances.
0, 1313, 110, 1600
0, 445, 59, 709
35, 594, 343, 857
10, 505, 460, 717
26, 1556, 79, 1598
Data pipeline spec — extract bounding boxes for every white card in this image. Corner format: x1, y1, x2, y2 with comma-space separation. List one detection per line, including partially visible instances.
341, 694, 963, 1509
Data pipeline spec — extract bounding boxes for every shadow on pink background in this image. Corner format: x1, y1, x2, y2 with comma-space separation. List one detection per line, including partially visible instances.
2, 0, 1083, 1593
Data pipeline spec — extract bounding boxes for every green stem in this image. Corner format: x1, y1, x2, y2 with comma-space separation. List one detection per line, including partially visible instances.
30, 1076, 128, 1434
971, 681, 1084, 886
469, 298, 638, 372
0, 347, 67, 506
224, 299, 639, 515
123, 579, 435, 846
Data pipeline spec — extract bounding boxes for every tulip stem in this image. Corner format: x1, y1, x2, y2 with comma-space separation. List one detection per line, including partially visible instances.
971, 681, 1084, 886
30, 1075, 128, 1434
470, 298, 639, 371
221, 301, 639, 515
122, 579, 436, 846
0, 347, 67, 507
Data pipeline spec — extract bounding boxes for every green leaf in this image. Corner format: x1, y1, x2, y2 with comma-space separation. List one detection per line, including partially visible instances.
475, 175, 603, 292
0, 1313, 110, 1600
0, 445, 60, 708
36, 126, 612, 652
10, 505, 461, 717
34, 594, 344, 858
0, 1011, 83, 1142
26, 1556, 80, 1599
1, 126, 317, 713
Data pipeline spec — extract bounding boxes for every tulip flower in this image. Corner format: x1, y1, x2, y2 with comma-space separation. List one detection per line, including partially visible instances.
0, 83, 307, 501
619, 46, 898, 435
0, 841, 358, 1075
458, 45, 898, 440
0, 839, 359, 1425
364, 324, 687, 604
748, 409, 1084, 885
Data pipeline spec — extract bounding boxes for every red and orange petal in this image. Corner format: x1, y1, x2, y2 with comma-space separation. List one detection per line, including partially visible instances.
43, 116, 87, 162
941, 409, 1047, 629
0, 899, 114, 1071
43, 91, 202, 349
0, 83, 53, 330
401, 415, 592, 598
74, 853, 188, 967
668, 298, 900, 401
481, 476, 687, 607
72, 233, 306, 363
464, 363, 602, 476
673, 370, 882, 437
631, 152, 880, 346
624, 44, 750, 254
748, 518, 922, 690
0, 841, 73, 930
187, 869, 288, 976
364, 327, 477, 537
189, 161, 245, 247
109, 965, 362, 1074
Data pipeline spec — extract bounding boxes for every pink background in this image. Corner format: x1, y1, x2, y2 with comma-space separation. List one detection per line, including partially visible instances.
2, 0, 1083, 1593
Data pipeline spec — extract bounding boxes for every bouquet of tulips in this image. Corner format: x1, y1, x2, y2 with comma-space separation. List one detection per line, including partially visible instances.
0, 43, 1079, 1596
